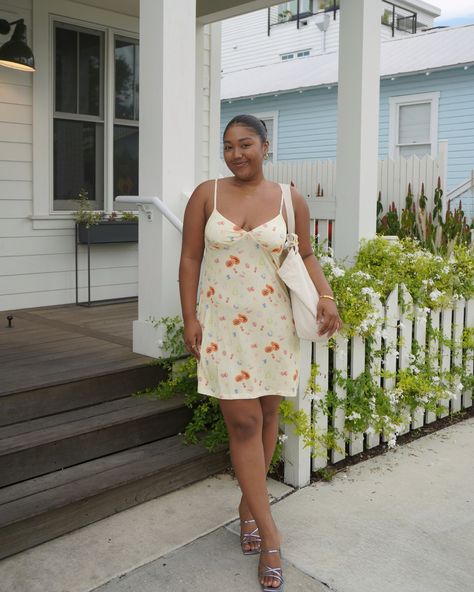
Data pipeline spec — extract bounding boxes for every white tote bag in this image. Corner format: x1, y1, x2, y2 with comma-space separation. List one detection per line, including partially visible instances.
277, 184, 329, 342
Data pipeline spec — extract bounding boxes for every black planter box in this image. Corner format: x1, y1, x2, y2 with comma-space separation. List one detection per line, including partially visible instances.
77, 221, 138, 244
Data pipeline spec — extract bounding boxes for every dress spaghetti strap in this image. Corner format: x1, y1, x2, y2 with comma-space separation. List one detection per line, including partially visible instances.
279, 183, 285, 214
213, 179, 218, 211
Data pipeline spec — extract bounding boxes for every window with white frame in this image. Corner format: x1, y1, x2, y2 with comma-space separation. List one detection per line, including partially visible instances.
389, 92, 439, 159
281, 49, 310, 61
53, 22, 139, 211
253, 113, 278, 162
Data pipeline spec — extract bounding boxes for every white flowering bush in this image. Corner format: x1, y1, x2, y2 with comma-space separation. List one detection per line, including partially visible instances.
282, 236, 474, 453
315, 236, 473, 336
144, 236, 473, 471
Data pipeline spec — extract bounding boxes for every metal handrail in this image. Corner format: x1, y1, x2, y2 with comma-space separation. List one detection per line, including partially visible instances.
115, 195, 183, 233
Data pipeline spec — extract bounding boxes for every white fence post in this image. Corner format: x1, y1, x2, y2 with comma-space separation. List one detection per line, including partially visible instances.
283, 340, 312, 487
312, 341, 329, 471
439, 306, 453, 418
367, 292, 383, 449
398, 284, 414, 435
331, 334, 348, 463
463, 299, 474, 408
452, 299, 465, 414
412, 303, 428, 429
348, 335, 365, 455
382, 286, 398, 442
426, 309, 441, 424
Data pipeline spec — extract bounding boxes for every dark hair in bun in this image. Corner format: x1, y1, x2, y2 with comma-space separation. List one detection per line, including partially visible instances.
223, 114, 268, 144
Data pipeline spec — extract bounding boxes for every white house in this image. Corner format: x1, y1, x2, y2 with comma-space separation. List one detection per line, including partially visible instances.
1, 0, 385, 366
222, 0, 441, 75
0, 0, 221, 313
220, 1, 474, 220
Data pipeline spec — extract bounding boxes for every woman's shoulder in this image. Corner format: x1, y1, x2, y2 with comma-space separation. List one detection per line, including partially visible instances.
193, 179, 215, 195
192, 177, 234, 195
289, 183, 305, 204
187, 180, 214, 207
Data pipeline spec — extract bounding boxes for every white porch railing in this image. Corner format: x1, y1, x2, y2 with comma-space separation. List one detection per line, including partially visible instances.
220, 141, 448, 213
284, 285, 474, 487
446, 170, 474, 221
116, 195, 183, 232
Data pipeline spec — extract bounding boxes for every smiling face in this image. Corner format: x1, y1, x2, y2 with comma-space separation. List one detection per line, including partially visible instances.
223, 124, 269, 181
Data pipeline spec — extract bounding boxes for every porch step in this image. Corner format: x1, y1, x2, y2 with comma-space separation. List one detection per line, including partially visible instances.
0, 364, 168, 426
0, 395, 193, 487
0, 435, 229, 560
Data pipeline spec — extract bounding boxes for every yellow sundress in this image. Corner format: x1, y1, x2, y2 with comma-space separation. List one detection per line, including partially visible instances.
196, 179, 300, 400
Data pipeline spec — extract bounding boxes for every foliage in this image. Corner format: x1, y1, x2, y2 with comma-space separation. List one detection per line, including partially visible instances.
279, 399, 343, 458
72, 189, 103, 228
315, 236, 474, 339
377, 179, 474, 256
138, 317, 228, 452
138, 232, 474, 469
120, 211, 139, 222
72, 188, 138, 227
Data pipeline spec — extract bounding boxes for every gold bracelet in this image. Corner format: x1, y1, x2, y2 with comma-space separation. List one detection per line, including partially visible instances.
320, 294, 335, 302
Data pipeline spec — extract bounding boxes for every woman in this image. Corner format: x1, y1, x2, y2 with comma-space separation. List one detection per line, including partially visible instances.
179, 114, 341, 591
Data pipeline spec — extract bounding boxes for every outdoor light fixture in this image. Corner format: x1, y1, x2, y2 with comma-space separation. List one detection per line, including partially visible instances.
0, 19, 35, 72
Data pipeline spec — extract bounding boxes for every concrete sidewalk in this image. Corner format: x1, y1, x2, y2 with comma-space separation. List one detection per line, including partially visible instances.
1, 417, 473, 592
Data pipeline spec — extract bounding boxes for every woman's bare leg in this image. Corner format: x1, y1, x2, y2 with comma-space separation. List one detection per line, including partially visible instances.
239, 395, 282, 551
220, 397, 282, 588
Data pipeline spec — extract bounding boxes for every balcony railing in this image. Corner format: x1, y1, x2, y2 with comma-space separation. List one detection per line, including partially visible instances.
268, 0, 417, 36
268, 1, 339, 35
382, 1, 417, 36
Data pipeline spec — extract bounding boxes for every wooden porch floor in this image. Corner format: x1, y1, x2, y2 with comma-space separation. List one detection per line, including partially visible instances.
1, 301, 154, 396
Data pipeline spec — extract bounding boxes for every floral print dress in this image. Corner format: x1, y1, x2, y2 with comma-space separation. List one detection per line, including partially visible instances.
197, 180, 300, 400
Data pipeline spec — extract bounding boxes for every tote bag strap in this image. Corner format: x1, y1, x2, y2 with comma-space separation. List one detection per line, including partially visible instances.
281, 183, 295, 235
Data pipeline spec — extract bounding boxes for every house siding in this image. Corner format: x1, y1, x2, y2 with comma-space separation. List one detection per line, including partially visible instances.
0, 0, 37, 310
221, 67, 474, 197
0, 1, 218, 311
0, 0, 142, 311
222, 4, 432, 75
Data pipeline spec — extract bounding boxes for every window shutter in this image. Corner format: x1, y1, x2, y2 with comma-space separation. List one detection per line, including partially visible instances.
399, 103, 430, 144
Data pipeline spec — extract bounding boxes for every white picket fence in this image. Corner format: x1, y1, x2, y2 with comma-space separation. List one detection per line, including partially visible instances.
283, 284, 474, 487
221, 141, 448, 215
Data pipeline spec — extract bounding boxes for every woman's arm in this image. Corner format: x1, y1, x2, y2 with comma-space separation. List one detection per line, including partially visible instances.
291, 185, 342, 337
178, 181, 210, 357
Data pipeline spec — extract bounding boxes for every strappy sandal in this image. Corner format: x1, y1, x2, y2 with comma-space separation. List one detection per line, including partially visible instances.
240, 518, 261, 555
259, 548, 284, 592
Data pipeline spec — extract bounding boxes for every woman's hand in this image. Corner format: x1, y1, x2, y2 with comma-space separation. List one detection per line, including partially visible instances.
183, 318, 202, 360
316, 298, 342, 338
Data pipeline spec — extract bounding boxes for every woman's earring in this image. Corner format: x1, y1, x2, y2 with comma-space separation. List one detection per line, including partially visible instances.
264, 153, 269, 160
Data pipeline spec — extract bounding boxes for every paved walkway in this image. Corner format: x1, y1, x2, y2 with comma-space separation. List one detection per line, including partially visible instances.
1, 417, 473, 592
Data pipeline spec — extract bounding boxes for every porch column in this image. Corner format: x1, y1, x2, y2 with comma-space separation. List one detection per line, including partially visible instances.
334, 0, 381, 262
135, 0, 196, 357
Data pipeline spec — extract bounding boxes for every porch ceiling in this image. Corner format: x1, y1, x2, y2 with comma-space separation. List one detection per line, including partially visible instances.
196, 0, 279, 23
71, 0, 139, 17
71, 0, 279, 23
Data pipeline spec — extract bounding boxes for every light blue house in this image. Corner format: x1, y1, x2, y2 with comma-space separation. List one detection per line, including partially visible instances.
221, 24, 474, 216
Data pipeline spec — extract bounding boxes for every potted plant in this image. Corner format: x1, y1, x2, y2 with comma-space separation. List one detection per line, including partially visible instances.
73, 189, 139, 244
382, 9, 391, 26
278, 9, 293, 22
